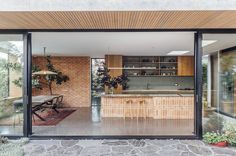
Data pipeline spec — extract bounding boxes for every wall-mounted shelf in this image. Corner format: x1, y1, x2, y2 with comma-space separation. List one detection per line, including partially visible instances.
123, 56, 178, 77
109, 67, 157, 70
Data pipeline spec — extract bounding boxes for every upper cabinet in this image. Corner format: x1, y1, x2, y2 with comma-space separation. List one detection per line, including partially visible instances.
177, 56, 194, 76
105, 55, 123, 93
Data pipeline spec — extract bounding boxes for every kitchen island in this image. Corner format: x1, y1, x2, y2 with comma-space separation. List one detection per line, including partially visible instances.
101, 94, 194, 119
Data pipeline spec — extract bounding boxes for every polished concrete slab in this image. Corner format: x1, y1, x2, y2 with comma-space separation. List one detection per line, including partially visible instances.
32, 107, 194, 136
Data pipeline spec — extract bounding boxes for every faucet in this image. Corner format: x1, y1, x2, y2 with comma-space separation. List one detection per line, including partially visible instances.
146, 83, 150, 90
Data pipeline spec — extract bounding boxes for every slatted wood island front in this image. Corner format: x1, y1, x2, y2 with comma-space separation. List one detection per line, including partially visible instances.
101, 94, 194, 119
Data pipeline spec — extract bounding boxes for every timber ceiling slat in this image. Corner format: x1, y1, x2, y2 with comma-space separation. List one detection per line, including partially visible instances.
0, 11, 235, 29
85, 12, 95, 29
152, 12, 165, 28
39, 12, 61, 28
209, 11, 236, 28
201, 11, 227, 28
76, 12, 89, 29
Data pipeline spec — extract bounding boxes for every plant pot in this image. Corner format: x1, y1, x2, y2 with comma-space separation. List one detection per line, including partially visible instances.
108, 88, 114, 94
211, 141, 228, 147
203, 107, 216, 118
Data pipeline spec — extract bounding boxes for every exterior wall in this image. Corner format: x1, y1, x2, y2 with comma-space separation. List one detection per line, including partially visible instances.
32, 56, 91, 107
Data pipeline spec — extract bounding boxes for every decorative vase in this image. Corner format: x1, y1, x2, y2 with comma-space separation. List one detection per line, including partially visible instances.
108, 87, 114, 94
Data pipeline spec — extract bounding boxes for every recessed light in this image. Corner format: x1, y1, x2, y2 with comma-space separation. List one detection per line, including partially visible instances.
202, 40, 217, 47
167, 51, 189, 55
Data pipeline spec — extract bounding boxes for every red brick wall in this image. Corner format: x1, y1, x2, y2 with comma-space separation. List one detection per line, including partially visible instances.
32, 56, 91, 107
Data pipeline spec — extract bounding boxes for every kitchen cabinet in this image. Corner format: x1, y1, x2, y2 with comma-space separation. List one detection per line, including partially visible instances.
177, 56, 194, 76
101, 94, 194, 119
105, 55, 123, 94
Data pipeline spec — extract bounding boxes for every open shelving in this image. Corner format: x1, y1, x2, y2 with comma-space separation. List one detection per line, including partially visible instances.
123, 56, 178, 77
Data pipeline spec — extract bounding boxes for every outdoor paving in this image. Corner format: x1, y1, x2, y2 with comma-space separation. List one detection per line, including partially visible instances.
23, 139, 236, 156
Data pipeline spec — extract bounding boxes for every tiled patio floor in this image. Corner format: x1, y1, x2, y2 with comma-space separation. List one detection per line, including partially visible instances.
23, 139, 236, 156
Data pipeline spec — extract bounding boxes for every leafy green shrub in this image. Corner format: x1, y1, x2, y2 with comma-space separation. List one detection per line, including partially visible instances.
223, 121, 236, 146
203, 132, 228, 144
203, 114, 224, 133
0, 136, 8, 145
226, 132, 236, 146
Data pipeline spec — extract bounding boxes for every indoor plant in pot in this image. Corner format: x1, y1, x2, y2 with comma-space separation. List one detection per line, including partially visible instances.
203, 132, 228, 147
98, 63, 129, 94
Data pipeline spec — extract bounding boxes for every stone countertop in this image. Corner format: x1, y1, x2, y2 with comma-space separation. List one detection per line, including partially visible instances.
102, 94, 194, 97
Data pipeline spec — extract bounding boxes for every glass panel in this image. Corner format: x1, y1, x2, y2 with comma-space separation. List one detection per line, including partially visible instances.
0, 34, 23, 135
91, 58, 105, 106
202, 34, 236, 136
220, 52, 235, 115
31, 32, 195, 136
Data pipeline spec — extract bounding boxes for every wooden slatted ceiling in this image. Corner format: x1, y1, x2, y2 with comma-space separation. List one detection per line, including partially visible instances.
0, 11, 236, 29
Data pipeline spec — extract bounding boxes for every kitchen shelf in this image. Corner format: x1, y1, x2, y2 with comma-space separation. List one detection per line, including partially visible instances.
127, 75, 178, 77
123, 56, 178, 77
160, 62, 177, 63
109, 67, 157, 70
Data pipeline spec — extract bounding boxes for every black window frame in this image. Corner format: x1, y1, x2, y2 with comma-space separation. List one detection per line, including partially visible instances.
1, 29, 236, 139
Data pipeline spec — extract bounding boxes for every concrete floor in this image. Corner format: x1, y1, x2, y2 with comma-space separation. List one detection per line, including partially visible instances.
0, 106, 194, 136
23, 139, 236, 156
32, 107, 194, 136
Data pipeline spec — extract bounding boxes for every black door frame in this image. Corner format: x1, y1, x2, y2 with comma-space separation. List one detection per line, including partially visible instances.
2, 29, 236, 139
28, 30, 201, 139
194, 32, 203, 138
23, 33, 32, 137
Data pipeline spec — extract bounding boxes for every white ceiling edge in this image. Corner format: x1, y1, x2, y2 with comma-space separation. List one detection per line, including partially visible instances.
31, 32, 195, 58
1, 0, 236, 11
203, 34, 236, 55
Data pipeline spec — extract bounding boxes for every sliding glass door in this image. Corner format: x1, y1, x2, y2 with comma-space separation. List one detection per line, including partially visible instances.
0, 31, 202, 138
202, 33, 236, 135
29, 32, 197, 137
0, 34, 24, 136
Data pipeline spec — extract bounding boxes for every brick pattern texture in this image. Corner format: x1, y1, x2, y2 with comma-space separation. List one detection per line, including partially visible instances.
32, 56, 91, 107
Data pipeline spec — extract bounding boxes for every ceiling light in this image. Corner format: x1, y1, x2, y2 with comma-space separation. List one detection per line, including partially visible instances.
32, 47, 57, 75
32, 70, 58, 75
202, 40, 217, 47
167, 51, 189, 55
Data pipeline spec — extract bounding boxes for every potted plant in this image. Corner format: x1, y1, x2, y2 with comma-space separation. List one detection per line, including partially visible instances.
223, 121, 236, 146
226, 131, 236, 146
97, 63, 129, 94
203, 107, 216, 118
202, 98, 216, 118
203, 132, 228, 147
